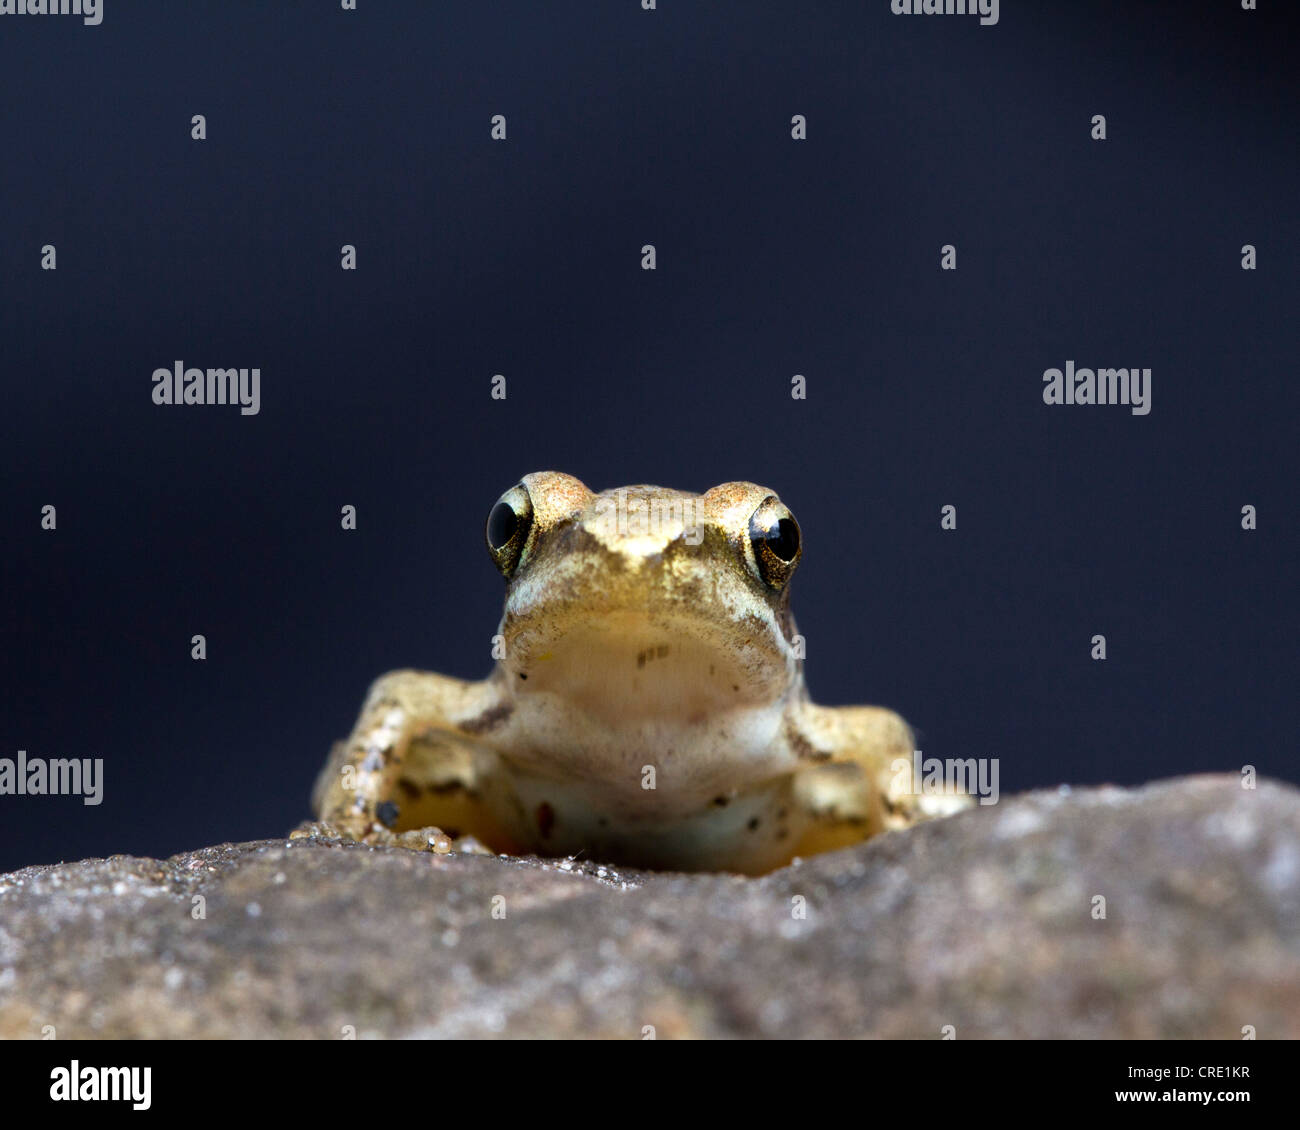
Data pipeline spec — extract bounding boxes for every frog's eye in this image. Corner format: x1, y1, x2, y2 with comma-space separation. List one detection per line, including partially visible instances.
485, 483, 534, 578
747, 496, 801, 589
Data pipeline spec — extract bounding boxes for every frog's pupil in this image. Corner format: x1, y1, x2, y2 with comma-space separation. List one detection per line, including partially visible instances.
487, 501, 518, 550
765, 517, 799, 561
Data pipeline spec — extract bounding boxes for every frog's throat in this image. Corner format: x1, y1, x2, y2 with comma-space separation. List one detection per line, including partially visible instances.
498, 611, 798, 725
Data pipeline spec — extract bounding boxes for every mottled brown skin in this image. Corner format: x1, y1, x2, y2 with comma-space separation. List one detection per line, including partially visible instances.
298, 472, 969, 874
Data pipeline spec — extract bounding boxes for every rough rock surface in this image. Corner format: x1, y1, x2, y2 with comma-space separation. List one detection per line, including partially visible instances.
1, 775, 1297, 1038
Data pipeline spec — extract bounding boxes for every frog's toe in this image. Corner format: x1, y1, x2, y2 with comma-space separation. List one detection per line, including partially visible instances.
392, 828, 498, 857
390, 825, 455, 854
290, 817, 391, 845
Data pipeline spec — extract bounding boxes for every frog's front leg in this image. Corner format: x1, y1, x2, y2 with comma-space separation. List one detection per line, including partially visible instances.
295, 668, 514, 854
788, 703, 974, 858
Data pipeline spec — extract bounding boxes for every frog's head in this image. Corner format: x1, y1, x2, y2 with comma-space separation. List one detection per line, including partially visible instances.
484, 471, 804, 721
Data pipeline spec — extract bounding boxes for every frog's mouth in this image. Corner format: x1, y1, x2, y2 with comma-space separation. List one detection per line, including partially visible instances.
499, 610, 796, 726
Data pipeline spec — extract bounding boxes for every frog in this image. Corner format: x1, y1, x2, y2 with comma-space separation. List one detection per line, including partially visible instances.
296, 472, 971, 874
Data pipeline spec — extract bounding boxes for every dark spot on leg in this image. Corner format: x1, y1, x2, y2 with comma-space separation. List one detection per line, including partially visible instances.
785, 716, 831, 762
536, 802, 555, 839
732, 685, 740, 693
712, 795, 729, 807
376, 801, 400, 829
519, 672, 528, 680
461, 701, 515, 735
747, 817, 760, 832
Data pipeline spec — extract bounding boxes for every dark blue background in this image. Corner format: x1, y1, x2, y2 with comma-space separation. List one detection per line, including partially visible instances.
2, 1, 1296, 873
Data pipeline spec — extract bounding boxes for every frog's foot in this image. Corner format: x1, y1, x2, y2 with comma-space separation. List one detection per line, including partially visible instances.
387, 825, 454, 853
401, 830, 495, 856
882, 780, 976, 828
788, 704, 975, 855
310, 669, 523, 853
290, 817, 374, 843
289, 816, 409, 846
289, 819, 496, 857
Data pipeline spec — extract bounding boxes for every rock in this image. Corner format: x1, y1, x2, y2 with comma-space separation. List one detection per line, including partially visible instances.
0, 774, 1297, 1038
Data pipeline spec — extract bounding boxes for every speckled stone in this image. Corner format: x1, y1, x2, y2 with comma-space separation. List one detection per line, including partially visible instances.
1, 775, 1296, 1038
